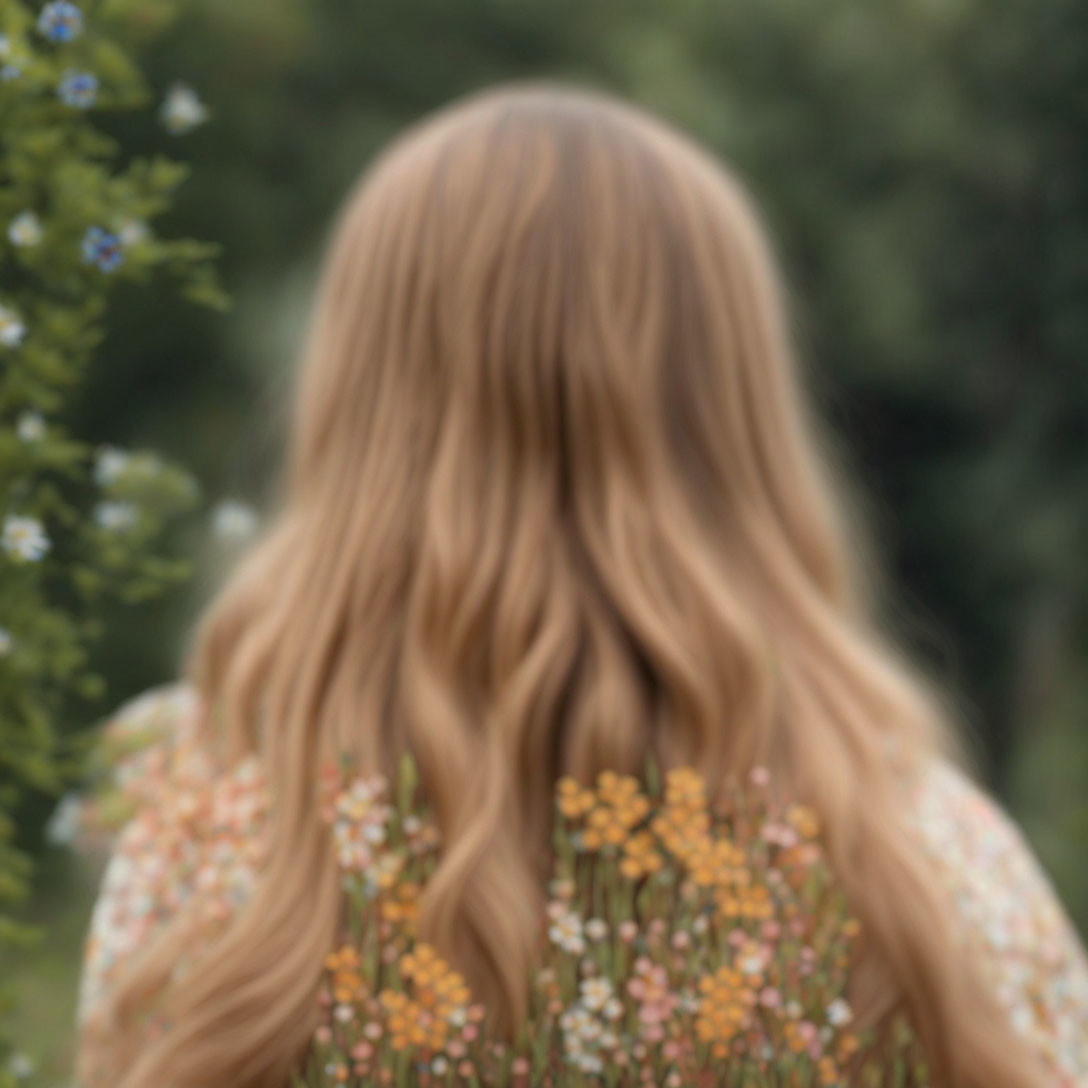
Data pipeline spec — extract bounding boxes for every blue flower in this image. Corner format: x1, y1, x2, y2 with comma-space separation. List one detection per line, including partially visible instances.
38, 2, 84, 43
81, 227, 123, 273
58, 69, 97, 108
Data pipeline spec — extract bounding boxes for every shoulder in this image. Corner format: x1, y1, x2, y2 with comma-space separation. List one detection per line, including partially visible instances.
904, 755, 1088, 1082
77, 681, 203, 842
76, 681, 270, 1028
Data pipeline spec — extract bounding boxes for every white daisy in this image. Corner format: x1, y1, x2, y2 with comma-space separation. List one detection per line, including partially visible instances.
0, 303, 26, 348
579, 976, 613, 1012
2, 515, 50, 561
94, 500, 138, 532
15, 410, 45, 441
8, 211, 42, 247
160, 82, 208, 134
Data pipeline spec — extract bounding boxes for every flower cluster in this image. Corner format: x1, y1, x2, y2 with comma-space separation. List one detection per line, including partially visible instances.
77, 688, 271, 1024
298, 758, 930, 1087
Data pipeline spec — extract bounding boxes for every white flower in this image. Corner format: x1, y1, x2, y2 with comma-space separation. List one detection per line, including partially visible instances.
579, 977, 613, 1012
160, 82, 208, 134
548, 909, 585, 955
3, 515, 50, 561
826, 997, 853, 1026
46, 794, 83, 847
737, 946, 766, 976
560, 1006, 600, 1042
94, 500, 138, 532
212, 499, 258, 543
119, 218, 149, 246
8, 211, 42, 247
0, 35, 9, 59
0, 628, 12, 656
93, 445, 130, 485
0, 303, 26, 347
584, 917, 608, 941
16, 410, 45, 441
8, 1052, 34, 1080
575, 1053, 603, 1074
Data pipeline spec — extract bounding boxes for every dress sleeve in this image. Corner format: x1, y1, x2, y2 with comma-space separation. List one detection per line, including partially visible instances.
74, 681, 270, 1079
908, 758, 1088, 1084
75, 681, 204, 1027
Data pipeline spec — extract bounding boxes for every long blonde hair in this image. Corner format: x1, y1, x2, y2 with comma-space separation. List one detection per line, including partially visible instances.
81, 83, 1048, 1087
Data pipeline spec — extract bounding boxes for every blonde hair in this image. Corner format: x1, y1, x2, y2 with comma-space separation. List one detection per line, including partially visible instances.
80, 83, 1048, 1087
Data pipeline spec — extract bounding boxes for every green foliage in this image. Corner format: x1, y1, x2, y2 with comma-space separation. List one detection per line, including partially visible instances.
0, 0, 223, 1074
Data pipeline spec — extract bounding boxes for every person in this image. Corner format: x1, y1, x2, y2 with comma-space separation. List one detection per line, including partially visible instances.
73, 83, 1088, 1088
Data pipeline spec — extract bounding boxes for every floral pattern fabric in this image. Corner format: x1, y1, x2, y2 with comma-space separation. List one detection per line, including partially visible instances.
76, 685, 1088, 1087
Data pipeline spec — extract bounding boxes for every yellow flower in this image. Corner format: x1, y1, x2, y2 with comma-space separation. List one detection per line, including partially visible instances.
786, 803, 820, 839
556, 777, 595, 819
619, 829, 664, 880
695, 965, 749, 1056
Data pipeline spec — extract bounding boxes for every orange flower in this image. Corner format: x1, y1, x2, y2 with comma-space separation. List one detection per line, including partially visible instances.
619, 829, 664, 880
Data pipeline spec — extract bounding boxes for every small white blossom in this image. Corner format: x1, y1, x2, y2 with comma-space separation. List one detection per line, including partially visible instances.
160, 82, 208, 134
579, 977, 613, 1012
46, 793, 83, 846
3, 515, 50, 561
0, 303, 26, 347
212, 499, 258, 542
8, 211, 42, 247
16, 410, 46, 442
548, 909, 585, 955
0, 35, 9, 59
826, 997, 853, 1026
94, 500, 138, 532
119, 218, 149, 246
7, 1052, 34, 1079
584, 917, 609, 941
94, 445, 130, 485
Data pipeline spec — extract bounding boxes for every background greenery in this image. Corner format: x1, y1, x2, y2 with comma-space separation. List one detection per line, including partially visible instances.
4, 0, 1087, 1082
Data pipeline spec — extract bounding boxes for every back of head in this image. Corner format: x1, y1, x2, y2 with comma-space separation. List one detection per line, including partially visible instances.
83, 82, 1048, 1088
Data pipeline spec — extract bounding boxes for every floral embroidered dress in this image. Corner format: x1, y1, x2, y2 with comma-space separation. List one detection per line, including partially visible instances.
75, 684, 1088, 1087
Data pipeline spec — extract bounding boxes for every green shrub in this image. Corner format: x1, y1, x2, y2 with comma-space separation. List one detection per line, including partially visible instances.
0, 1, 223, 1076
